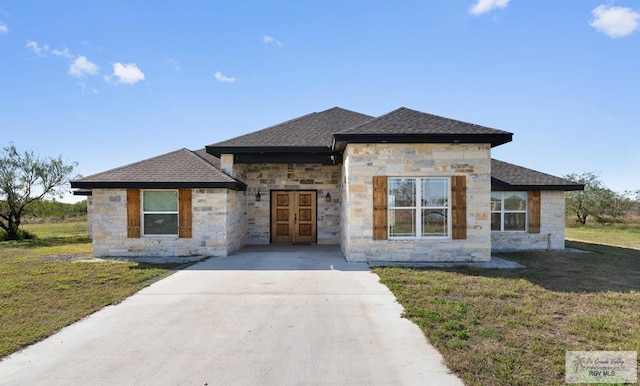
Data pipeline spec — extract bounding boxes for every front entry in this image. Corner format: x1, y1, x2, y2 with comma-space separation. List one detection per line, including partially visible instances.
271, 191, 317, 244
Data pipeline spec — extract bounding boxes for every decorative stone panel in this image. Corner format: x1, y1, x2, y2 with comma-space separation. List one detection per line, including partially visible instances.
341, 143, 492, 262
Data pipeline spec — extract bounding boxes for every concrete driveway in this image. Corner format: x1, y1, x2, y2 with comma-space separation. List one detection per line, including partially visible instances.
0, 245, 462, 385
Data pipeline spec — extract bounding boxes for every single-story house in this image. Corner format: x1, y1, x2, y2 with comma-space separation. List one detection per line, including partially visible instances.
71, 107, 583, 262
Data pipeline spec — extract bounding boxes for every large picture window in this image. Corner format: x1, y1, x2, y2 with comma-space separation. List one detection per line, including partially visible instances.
388, 178, 449, 238
142, 190, 179, 236
491, 192, 527, 232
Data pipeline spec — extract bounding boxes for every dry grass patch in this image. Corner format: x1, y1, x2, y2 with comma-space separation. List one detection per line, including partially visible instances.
0, 222, 184, 358
375, 241, 640, 385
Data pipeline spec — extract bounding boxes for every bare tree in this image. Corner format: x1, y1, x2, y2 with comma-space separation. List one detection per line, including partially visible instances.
0, 145, 77, 240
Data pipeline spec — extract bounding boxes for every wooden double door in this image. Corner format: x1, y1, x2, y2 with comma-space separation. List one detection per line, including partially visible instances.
271, 191, 317, 244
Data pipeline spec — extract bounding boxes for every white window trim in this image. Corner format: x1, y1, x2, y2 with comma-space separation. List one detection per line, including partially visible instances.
141, 189, 179, 237
491, 191, 528, 233
388, 177, 451, 240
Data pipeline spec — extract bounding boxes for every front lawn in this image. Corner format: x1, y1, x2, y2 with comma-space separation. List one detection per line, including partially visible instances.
375, 234, 640, 385
0, 222, 183, 358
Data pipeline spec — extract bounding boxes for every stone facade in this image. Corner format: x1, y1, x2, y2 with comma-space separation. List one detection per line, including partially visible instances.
90, 188, 243, 257
87, 153, 569, 261
491, 191, 566, 251
232, 162, 341, 245
341, 143, 492, 262
86, 196, 93, 240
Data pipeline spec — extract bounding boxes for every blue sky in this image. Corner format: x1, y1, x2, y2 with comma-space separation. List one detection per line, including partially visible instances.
1, 0, 638, 202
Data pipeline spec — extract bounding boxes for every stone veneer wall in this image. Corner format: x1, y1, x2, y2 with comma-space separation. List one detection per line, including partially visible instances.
341, 143, 492, 262
225, 189, 247, 253
86, 196, 93, 240
90, 188, 242, 257
239, 163, 342, 244
491, 191, 566, 251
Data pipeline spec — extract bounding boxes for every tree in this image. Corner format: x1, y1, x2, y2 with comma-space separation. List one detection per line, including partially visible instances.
564, 172, 620, 224
0, 145, 77, 240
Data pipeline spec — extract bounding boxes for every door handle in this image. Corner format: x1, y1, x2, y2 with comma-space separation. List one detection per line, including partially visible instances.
294, 213, 297, 224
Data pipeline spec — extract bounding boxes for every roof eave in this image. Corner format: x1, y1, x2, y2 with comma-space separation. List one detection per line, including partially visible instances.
491, 178, 585, 191
205, 145, 332, 157
70, 181, 248, 191
205, 145, 340, 164
332, 133, 513, 151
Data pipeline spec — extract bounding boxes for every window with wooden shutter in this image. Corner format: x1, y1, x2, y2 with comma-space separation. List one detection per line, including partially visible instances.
127, 189, 141, 238
491, 192, 527, 232
451, 175, 467, 240
381, 176, 460, 240
528, 191, 541, 234
373, 176, 388, 240
178, 188, 192, 238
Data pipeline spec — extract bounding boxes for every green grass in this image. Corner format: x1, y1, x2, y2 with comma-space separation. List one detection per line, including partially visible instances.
0, 221, 183, 358
375, 227, 640, 385
566, 222, 640, 250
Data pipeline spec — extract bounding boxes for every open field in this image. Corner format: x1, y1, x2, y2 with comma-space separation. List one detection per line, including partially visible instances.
0, 222, 183, 358
566, 222, 640, 250
375, 229, 640, 385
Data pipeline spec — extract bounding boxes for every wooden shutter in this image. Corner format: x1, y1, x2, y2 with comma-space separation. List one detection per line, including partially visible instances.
178, 188, 192, 238
127, 189, 141, 238
528, 191, 541, 234
451, 176, 467, 240
372, 176, 388, 240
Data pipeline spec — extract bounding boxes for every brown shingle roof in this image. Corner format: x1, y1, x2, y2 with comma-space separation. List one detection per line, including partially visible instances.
340, 107, 511, 135
193, 148, 221, 169
491, 159, 584, 191
333, 107, 513, 149
71, 148, 245, 190
207, 107, 374, 152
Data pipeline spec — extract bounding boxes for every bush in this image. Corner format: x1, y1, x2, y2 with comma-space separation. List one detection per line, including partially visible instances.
0, 229, 37, 242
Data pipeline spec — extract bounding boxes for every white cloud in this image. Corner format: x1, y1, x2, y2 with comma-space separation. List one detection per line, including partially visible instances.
263, 34, 282, 47
79, 82, 99, 94
0, 23, 7, 34
590, 5, 640, 38
111, 62, 145, 84
52, 47, 74, 58
469, 0, 510, 15
26, 40, 49, 55
164, 57, 181, 72
69, 56, 99, 78
214, 71, 236, 83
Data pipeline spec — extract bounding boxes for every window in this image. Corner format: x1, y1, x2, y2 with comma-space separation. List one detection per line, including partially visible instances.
491, 192, 527, 232
142, 190, 179, 236
388, 178, 449, 238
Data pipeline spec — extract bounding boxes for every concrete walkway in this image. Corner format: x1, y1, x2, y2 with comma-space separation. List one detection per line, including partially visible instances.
0, 246, 463, 385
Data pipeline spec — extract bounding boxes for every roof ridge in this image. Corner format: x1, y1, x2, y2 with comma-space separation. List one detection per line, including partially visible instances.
208, 111, 319, 147
423, 111, 511, 134
187, 148, 226, 171
492, 158, 569, 180
334, 109, 393, 134
337, 107, 512, 135
76, 148, 191, 181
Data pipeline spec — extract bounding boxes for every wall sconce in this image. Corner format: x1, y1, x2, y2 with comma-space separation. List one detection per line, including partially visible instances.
325, 192, 331, 202
255, 191, 261, 202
